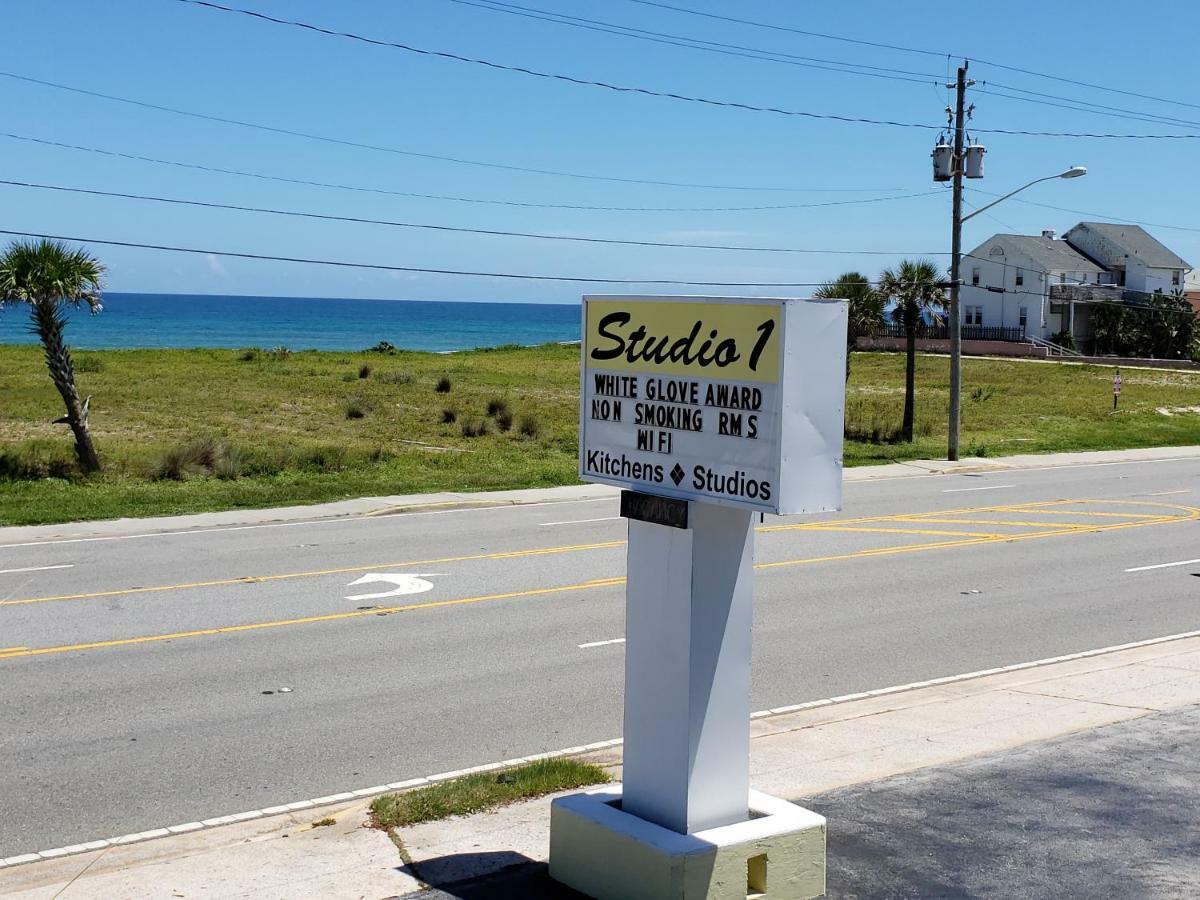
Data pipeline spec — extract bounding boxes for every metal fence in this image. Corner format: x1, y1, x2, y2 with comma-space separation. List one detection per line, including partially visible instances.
859, 323, 1026, 342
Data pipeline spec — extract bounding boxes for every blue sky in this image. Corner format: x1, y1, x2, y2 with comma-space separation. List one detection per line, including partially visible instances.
2, 0, 1197, 303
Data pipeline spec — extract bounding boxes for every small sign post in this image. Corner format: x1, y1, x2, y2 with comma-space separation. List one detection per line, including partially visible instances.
550, 296, 847, 900
1114, 368, 1122, 411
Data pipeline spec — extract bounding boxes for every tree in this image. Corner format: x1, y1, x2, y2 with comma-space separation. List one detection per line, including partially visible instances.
878, 259, 945, 442
814, 272, 885, 377
0, 239, 106, 472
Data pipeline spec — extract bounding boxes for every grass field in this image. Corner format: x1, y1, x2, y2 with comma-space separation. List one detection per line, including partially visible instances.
2, 343, 1199, 526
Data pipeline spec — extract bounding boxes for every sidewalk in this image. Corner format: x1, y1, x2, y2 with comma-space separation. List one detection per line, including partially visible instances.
4, 632, 1200, 898
4, 444, 1199, 544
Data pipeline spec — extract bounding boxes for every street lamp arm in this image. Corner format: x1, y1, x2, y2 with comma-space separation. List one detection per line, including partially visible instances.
960, 174, 1060, 223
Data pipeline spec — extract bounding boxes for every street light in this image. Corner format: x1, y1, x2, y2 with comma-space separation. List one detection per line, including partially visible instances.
961, 166, 1087, 224
946, 164, 1087, 461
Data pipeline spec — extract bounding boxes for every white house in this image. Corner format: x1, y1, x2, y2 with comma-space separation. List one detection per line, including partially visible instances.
959, 222, 1192, 352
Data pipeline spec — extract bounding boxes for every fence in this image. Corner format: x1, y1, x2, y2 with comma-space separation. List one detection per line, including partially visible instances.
859, 323, 1026, 343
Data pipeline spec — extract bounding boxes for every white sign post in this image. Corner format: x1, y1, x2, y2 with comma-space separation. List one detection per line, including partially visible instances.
550, 296, 847, 900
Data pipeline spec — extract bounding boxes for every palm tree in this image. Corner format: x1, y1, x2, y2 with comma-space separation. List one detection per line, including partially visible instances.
814, 272, 885, 377
0, 239, 105, 472
877, 259, 945, 442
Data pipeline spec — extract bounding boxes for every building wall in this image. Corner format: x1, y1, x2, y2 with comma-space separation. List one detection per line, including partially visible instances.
1125, 261, 1184, 294
961, 244, 1048, 334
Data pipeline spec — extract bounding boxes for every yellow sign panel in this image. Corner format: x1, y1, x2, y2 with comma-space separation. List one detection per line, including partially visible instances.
584, 299, 782, 384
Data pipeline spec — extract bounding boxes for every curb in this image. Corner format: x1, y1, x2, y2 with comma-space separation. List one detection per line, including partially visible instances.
5, 627, 1200, 870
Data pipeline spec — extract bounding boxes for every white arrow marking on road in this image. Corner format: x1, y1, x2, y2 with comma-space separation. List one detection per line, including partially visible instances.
344, 573, 442, 602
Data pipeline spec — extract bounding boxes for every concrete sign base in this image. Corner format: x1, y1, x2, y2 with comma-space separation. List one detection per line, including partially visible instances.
549, 785, 827, 900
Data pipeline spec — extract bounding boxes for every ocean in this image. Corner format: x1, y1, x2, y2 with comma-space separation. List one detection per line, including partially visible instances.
0, 293, 581, 352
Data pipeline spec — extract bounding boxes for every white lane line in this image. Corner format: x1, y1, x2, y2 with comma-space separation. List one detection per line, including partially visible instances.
542, 517, 621, 527
1125, 558, 1200, 573
1148, 490, 1190, 496
0, 564, 74, 575
941, 484, 1016, 493
578, 638, 626, 649
8, 626, 1200, 870
0, 497, 615, 551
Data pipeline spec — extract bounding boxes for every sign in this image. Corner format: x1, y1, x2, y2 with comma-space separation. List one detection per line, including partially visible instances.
579, 295, 847, 515
620, 490, 689, 529
1114, 372, 1122, 395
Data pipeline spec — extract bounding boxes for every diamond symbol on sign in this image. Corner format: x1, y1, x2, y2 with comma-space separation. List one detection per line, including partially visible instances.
670, 463, 686, 486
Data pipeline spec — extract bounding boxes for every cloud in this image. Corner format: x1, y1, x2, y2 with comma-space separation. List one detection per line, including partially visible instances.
205, 254, 228, 277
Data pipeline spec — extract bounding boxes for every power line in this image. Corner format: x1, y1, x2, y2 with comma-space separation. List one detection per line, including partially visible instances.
619, 0, 949, 58
0, 228, 865, 286
981, 81, 1200, 130
964, 188, 1200, 235
2, 133, 937, 213
975, 87, 1200, 131
0, 73, 911, 194
164, 2, 1200, 139
444, 0, 941, 84
620, 0, 1200, 113
0, 178, 949, 256
169, 0, 944, 129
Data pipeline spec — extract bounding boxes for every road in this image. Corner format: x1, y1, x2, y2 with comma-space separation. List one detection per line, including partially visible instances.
1, 456, 1198, 856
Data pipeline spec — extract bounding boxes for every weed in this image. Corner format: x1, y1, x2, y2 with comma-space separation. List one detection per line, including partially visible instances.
970, 386, 994, 402
461, 418, 490, 438
269, 346, 292, 360
236, 348, 259, 362
0, 441, 78, 480
517, 415, 540, 438
365, 341, 398, 355
151, 438, 241, 481
370, 759, 609, 829
486, 397, 509, 417
344, 398, 372, 420
73, 355, 104, 373
496, 409, 514, 432
375, 371, 413, 385
311, 817, 336, 828
435, 376, 452, 393
441, 407, 457, 424
358, 364, 372, 379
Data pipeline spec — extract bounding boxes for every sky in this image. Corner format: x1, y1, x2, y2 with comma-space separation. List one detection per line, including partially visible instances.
2, 0, 1198, 304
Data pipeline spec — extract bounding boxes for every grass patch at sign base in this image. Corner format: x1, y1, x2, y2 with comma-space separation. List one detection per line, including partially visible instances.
370, 758, 610, 829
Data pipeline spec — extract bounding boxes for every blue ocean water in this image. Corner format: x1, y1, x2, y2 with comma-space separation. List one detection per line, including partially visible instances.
0, 293, 581, 352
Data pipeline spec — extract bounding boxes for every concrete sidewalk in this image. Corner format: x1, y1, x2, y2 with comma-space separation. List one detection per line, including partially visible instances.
5, 632, 1200, 898
4, 444, 1199, 545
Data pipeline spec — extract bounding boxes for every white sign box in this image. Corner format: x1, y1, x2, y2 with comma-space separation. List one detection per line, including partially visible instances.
579, 295, 847, 516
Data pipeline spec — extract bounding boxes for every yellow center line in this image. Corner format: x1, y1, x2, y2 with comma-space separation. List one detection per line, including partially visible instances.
802, 525, 1011, 539
0, 540, 626, 608
889, 517, 1094, 530
3, 504, 1196, 663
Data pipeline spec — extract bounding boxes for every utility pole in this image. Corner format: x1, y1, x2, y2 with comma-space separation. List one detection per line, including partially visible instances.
947, 60, 973, 462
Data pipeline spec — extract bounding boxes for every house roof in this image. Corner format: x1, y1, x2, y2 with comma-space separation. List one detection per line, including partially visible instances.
969, 234, 1104, 274
1064, 222, 1192, 270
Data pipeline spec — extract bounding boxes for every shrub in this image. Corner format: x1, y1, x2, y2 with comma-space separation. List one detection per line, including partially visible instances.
236, 348, 259, 362
344, 398, 372, 419
970, 386, 994, 402
151, 437, 241, 481
73, 355, 104, 373
486, 397, 509, 417
496, 409, 514, 432
375, 371, 413, 385
269, 346, 292, 360
517, 415, 540, 438
366, 341, 398, 354
0, 441, 78, 480
441, 407, 457, 424
435, 376, 452, 393
461, 418, 490, 438
358, 364, 372, 379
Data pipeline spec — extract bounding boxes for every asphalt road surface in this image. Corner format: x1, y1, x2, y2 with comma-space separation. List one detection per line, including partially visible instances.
2, 457, 1198, 856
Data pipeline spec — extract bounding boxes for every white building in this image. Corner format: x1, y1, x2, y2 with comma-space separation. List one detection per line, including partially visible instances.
960, 222, 1192, 352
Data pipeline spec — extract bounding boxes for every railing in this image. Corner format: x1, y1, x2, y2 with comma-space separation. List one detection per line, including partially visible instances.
1028, 334, 1082, 357
859, 323, 1026, 342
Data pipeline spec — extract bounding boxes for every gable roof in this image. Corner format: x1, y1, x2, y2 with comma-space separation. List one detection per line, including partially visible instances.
968, 234, 1103, 274
1064, 222, 1191, 270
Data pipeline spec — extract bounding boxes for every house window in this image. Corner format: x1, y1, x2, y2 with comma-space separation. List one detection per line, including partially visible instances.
1059, 273, 1067, 284
963, 306, 982, 326
971, 267, 980, 286
1019, 307, 1028, 330
1015, 268, 1024, 286
1173, 270, 1181, 285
